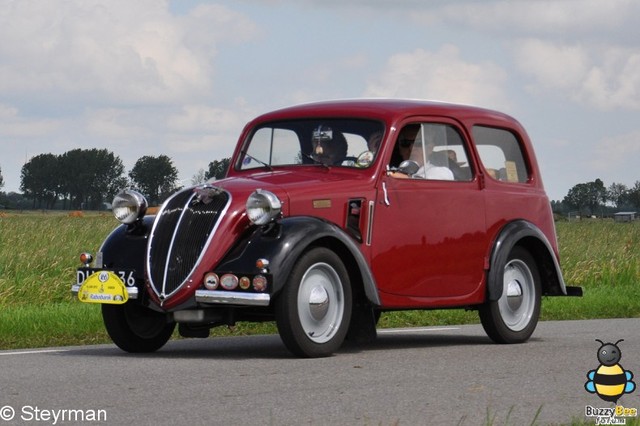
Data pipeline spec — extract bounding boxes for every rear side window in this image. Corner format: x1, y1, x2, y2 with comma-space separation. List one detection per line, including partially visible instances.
472, 126, 529, 183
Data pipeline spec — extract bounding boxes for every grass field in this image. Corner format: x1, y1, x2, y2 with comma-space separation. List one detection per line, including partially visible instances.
0, 212, 639, 349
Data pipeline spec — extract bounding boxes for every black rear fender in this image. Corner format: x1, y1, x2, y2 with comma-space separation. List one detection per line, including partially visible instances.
487, 220, 570, 301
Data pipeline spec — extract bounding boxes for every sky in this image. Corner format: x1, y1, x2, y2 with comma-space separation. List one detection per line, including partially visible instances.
1, 0, 639, 202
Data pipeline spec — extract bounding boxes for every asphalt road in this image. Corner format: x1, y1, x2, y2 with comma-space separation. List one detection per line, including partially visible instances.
1, 319, 639, 426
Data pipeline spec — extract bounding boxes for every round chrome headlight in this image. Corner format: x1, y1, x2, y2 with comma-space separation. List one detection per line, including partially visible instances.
112, 190, 148, 225
246, 189, 281, 225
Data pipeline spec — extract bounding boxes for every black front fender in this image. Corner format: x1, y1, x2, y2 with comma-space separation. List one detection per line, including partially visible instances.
98, 216, 154, 272
215, 216, 380, 305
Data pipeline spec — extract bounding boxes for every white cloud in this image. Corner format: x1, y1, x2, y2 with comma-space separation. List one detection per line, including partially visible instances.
416, 0, 640, 41
0, 0, 257, 106
84, 108, 153, 141
580, 48, 640, 110
0, 104, 60, 138
167, 105, 245, 134
513, 40, 640, 110
277, 0, 640, 40
364, 45, 510, 111
398, 1, 640, 111
512, 40, 589, 91
591, 130, 640, 173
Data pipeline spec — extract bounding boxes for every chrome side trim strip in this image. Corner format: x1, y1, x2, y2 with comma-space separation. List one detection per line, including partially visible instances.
366, 200, 375, 246
195, 290, 270, 307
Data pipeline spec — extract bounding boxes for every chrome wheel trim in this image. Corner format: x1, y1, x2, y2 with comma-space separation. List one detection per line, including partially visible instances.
498, 259, 535, 332
297, 262, 344, 344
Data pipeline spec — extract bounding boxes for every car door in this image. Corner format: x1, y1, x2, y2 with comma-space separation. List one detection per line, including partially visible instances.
370, 120, 488, 303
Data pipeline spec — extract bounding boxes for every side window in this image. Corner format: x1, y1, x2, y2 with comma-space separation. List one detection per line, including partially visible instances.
391, 123, 473, 181
472, 126, 529, 183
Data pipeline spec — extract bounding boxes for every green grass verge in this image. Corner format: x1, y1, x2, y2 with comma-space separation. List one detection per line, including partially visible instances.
0, 214, 639, 350
0, 303, 108, 349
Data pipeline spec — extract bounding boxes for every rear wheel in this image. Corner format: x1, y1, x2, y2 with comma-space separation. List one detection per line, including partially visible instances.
479, 246, 541, 344
275, 247, 352, 358
102, 303, 175, 353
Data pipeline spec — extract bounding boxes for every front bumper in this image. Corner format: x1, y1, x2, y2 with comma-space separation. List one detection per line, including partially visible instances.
72, 284, 270, 307
195, 289, 270, 307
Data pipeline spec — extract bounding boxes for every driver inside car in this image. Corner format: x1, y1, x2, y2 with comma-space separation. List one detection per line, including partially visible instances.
389, 125, 454, 180
310, 125, 348, 165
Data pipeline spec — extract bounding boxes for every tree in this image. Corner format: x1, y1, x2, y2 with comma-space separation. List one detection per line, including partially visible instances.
204, 158, 230, 181
191, 168, 206, 186
607, 182, 629, 209
563, 183, 589, 214
589, 178, 607, 213
628, 181, 640, 210
0, 165, 4, 190
88, 149, 127, 208
550, 199, 569, 215
0, 191, 27, 210
563, 179, 607, 216
59, 149, 126, 210
20, 153, 60, 209
129, 155, 179, 205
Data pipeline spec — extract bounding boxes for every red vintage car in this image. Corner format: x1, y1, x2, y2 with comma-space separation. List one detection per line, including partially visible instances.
73, 99, 581, 357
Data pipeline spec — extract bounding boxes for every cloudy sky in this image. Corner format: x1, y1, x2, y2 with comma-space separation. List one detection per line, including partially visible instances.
1, 0, 639, 201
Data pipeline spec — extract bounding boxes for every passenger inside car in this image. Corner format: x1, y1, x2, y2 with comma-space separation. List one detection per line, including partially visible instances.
446, 149, 472, 181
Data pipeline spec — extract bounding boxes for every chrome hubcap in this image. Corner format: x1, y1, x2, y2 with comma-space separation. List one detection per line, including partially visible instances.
297, 262, 344, 343
506, 279, 523, 311
498, 259, 535, 332
309, 286, 330, 320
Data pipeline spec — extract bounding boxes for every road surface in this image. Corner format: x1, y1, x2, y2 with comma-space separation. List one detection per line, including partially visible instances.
1, 319, 639, 425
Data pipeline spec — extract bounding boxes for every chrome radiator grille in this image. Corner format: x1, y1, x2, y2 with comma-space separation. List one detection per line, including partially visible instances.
147, 188, 230, 300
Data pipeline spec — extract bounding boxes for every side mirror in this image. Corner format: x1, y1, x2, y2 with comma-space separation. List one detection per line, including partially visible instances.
397, 160, 420, 176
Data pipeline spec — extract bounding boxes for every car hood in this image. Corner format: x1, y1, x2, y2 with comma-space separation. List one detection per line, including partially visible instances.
215, 168, 375, 213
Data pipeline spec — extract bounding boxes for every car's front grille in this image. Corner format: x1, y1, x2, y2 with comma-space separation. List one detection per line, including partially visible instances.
147, 187, 230, 301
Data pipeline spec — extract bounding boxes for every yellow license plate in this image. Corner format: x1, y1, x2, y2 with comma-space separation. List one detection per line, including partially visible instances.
78, 271, 129, 304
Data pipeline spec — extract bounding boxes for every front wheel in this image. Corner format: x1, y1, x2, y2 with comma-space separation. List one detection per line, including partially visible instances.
479, 246, 541, 344
102, 303, 175, 353
275, 247, 352, 358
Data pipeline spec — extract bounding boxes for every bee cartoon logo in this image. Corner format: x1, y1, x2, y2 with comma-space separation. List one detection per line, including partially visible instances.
585, 339, 636, 403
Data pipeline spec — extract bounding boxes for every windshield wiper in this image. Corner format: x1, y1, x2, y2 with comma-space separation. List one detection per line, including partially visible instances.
301, 152, 330, 169
241, 150, 273, 171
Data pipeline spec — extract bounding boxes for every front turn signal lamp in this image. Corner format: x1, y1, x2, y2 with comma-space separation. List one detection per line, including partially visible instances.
80, 252, 93, 267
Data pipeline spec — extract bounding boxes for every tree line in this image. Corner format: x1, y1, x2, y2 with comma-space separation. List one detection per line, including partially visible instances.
552, 178, 640, 216
0, 150, 230, 210
0, 155, 638, 215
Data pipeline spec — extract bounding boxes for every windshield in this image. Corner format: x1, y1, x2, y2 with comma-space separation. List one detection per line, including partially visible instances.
238, 119, 384, 170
